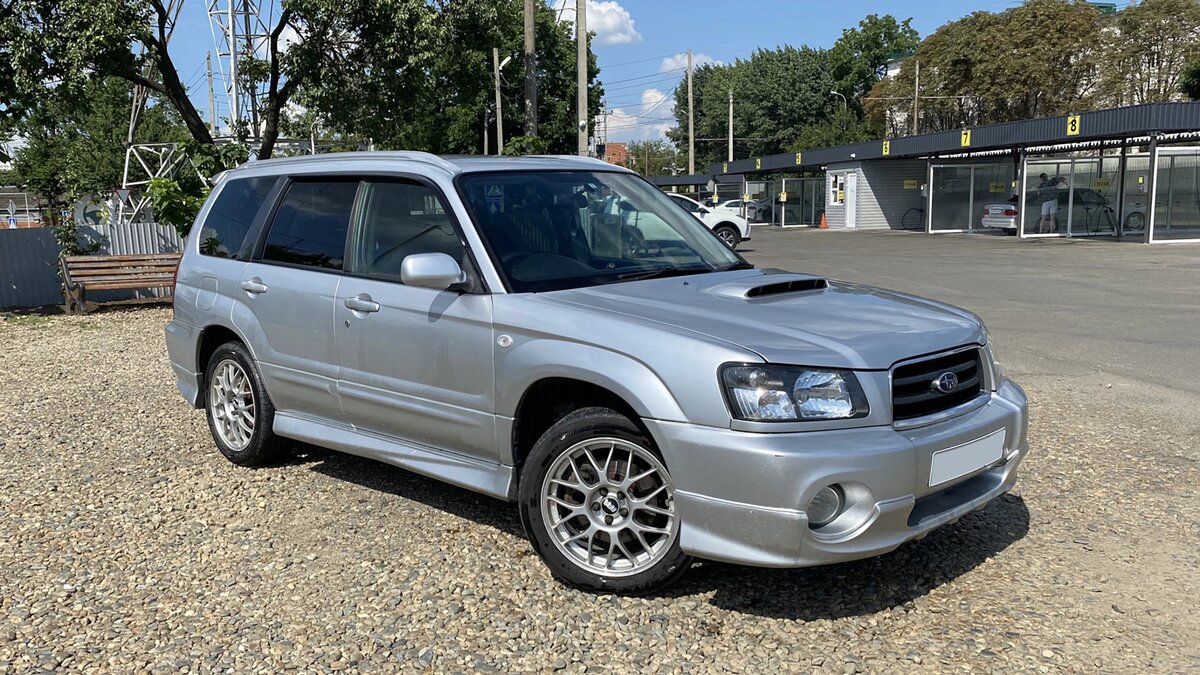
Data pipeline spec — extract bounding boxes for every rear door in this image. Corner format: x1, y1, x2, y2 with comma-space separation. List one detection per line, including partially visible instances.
334, 177, 497, 463
233, 178, 358, 419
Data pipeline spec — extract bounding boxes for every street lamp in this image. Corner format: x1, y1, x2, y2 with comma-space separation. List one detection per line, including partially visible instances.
829, 91, 847, 110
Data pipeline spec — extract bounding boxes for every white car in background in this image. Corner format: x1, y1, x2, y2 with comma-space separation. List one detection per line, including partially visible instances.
666, 193, 752, 248
711, 199, 750, 217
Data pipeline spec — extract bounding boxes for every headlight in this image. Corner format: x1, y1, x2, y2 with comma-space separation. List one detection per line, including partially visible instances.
722, 364, 869, 421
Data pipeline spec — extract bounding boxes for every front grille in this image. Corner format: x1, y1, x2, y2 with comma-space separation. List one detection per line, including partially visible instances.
892, 348, 983, 421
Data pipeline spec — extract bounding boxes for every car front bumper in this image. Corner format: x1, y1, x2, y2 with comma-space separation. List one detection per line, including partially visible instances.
644, 379, 1028, 568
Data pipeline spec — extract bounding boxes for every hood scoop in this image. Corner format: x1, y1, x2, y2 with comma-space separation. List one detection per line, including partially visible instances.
705, 274, 829, 299
744, 277, 828, 298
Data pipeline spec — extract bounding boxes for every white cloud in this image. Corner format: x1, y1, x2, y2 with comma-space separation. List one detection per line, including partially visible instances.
659, 52, 721, 73
555, 0, 642, 45
603, 86, 675, 142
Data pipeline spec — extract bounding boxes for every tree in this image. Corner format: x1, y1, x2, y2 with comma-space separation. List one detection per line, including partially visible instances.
791, 107, 877, 153
625, 140, 682, 176
1100, 0, 1200, 105
10, 78, 186, 210
830, 14, 919, 113
668, 47, 838, 168
867, 0, 1104, 134
1183, 58, 1200, 99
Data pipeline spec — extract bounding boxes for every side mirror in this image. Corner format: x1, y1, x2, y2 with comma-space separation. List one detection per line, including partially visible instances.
400, 252, 467, 290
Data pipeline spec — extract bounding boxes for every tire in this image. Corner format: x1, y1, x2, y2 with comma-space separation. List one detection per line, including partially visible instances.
713, 224, 740, 249
203, 340, 285, 466
518, 407, 692, 595
1124, 212, 1145, 233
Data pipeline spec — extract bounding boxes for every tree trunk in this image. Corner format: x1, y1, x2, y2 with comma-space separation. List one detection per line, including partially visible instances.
154, 47, 215, 145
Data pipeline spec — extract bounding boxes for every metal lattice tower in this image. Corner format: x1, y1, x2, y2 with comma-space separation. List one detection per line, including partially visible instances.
207, 0, 276, 140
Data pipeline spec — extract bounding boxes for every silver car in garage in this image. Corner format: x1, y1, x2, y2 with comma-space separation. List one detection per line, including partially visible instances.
166, 152, 1029, 594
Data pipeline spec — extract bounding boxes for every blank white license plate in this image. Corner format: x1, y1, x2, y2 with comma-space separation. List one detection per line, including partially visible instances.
929, 429, 1006, 487
988, 208, 1002, 215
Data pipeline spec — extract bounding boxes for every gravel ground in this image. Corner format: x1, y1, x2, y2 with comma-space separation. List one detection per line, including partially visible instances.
1, 304, 1198, 673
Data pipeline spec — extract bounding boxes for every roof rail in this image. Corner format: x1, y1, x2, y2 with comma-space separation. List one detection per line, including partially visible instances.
241, 150, 462, 174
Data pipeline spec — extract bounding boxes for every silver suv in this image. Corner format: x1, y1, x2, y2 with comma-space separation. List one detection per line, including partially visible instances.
166, 152, 1028, 594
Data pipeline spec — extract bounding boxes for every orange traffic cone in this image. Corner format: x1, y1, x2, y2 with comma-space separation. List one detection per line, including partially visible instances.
818, 212, 828, 229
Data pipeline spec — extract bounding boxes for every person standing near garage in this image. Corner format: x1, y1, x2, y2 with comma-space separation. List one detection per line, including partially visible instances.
1037, 173, 1060, 233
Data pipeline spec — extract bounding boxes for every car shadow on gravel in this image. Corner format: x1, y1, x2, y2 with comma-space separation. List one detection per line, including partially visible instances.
284, 444, 1027, 618
664, 493, 1030, 620
296, 445, 526, 537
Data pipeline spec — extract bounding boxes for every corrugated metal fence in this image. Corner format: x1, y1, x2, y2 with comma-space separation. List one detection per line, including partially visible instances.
0, 222, 182, 309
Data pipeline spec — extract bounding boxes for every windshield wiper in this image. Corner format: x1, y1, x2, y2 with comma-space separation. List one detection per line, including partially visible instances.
610, 265, 715, 283
714, 261, 754, 271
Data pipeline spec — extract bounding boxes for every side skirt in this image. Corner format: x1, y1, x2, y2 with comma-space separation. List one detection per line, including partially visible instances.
273, 412, 515, 501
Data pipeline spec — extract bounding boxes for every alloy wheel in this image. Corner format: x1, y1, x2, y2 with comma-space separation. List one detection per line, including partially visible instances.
540, 437, 678, 578
209, 358, 256, 450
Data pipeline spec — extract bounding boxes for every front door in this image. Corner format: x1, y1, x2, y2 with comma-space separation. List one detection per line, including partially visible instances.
234, 178, 358, 418
334, 178, 497, 463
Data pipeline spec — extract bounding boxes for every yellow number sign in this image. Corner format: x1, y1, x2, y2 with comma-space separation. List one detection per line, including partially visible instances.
1093, 177, 1111, 190
742, 193, 750, 202
960, 129, 972, 147
989, 181, 1006, 193
779, 192, 788, 202
1067, 115, 1080, 137
722, 162, 728, 173
755, 158, 762, 170
903, 179, 919, 190
882, 140, 890, 156
795, 152, 803, 165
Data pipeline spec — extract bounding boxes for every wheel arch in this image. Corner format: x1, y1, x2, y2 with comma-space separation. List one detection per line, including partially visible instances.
193, 322, 255, 408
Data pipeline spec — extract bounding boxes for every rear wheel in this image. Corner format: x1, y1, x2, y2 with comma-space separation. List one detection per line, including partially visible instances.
1124, 211, 1145, 234
713, 224, 740, 249
204, 341, 285, 466
519, 407, 691, 594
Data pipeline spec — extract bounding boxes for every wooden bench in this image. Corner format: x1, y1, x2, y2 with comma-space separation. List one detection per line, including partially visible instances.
60, 253, 182, 314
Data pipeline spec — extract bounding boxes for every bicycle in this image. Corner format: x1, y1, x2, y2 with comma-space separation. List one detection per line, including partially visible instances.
900, 207, 926, 231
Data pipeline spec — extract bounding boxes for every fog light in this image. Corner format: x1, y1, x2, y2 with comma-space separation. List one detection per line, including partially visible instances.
807, 485, 844, 528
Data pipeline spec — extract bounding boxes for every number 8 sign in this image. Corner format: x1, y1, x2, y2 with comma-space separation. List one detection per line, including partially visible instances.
1067, 115, 1080, 137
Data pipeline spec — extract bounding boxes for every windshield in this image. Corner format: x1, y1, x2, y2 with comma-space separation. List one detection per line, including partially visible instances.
458, 170, 744, 292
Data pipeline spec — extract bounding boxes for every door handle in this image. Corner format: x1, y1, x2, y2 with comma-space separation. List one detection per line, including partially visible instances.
344, 294, 380, 314
240, 278, 268, 294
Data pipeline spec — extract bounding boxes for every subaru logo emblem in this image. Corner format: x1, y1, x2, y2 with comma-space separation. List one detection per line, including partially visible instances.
931, 372, 959, 394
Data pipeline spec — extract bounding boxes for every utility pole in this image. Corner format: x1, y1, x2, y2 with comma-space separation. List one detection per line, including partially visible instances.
524, 0, 537, 137
687, 49, 695, 174
206, 51, 216, 134
493, 47, 505, 155
912, 60, 920, 136
576, 0, 588, 155
727, 89, 734, 163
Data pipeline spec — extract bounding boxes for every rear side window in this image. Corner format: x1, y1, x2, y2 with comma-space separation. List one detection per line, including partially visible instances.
261, 180, 358, 270
198, 176, 276, 258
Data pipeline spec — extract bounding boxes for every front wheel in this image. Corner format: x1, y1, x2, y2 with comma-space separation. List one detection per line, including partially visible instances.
518, 407, 691, 595
713, 224, 740, 249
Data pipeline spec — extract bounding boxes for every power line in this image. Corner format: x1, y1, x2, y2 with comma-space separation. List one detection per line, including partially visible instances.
601, 52, 679, 69
601, 67, 685, 86
603, 73, 684, 94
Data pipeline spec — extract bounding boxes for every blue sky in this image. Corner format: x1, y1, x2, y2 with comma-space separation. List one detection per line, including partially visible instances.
166, 0, 1020, 143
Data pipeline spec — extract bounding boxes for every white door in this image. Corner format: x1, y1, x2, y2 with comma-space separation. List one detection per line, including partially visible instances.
845, 172, 859, 229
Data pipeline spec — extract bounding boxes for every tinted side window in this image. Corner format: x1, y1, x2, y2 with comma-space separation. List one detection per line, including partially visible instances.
199, 176, 275, 258
349, 181, 465, 281
262, 181, 358, 270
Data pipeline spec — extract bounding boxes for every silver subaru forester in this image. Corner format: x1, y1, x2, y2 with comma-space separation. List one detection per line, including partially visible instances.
166, 152, 1028, 594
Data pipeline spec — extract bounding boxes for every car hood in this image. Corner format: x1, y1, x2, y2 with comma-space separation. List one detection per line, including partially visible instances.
541, 269, 985, 370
